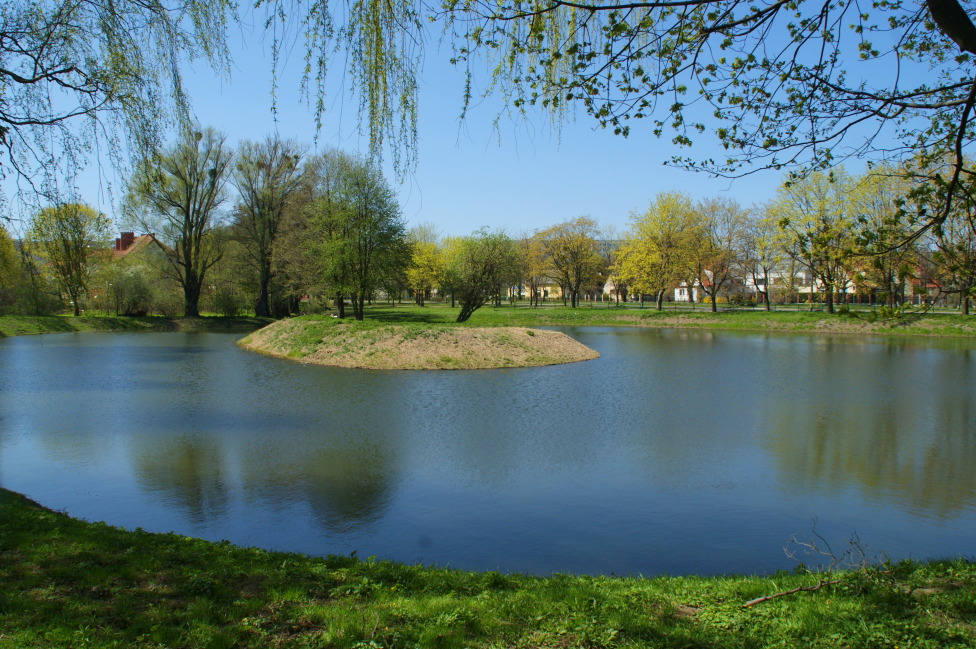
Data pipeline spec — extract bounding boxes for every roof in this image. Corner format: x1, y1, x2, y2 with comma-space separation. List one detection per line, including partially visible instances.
113, 234, 159, 260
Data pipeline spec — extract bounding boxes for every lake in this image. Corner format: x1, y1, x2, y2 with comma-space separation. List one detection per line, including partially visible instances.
1, 327, 974, 576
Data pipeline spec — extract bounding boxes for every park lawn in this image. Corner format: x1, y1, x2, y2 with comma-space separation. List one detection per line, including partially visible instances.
1, 489, 975, 649
3, 307, 976, 338
0, 314, 272, 337
357, 303, 976, 337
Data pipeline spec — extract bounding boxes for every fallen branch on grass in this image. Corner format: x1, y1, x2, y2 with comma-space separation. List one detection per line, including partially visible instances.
742, 578, 845, 607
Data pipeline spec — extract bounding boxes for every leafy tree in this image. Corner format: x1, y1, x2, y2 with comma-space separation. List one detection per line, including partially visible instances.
26, 203, 110, 315
743, 210, 786, 310
522, 232, 549, 306
406, 241, 444, 306
308, 151, 407, 320
127, 128, 234, 317
0, 225, 22, 312
449, 228, 518, 323
0, 0, 232, 206
771, 170, 856, 314
617, 192, 697, 310
925, 179, 976, 314
232, 136, 306, 317
598, 225, 626, 305
850, 170, 918, 307
693, 198, 750, 312
536, 216, 603, 309
406, 223, 443, 305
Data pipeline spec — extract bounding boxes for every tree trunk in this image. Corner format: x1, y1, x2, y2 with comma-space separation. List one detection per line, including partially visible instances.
710, 293, 718, 312
353, 293, 365, 321
254, 273, 271, 318
183, 282, 201, 317
656, 289, 664, 311
963, 296, 970, 315
335, 295, 346, 318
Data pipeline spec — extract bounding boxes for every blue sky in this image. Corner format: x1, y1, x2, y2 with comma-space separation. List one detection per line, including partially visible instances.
168, 27, 791, 239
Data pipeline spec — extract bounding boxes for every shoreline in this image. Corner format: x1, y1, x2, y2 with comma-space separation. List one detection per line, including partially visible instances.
2, 307, 975, 340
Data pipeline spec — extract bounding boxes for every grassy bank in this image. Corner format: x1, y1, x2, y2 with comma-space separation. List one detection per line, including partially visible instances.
0, 314, 272, 337
1, 489, 973, 649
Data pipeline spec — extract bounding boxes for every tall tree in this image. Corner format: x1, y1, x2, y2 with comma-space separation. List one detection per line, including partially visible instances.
406, 222, 443, 305
599, 225, 626, 305
0, 225, 19, 311
308, 151, 407, 320
850, 170, 918, 307
406, 241, 444, 306
617, 192, 697, 310
743, 209, 785, 311
771, 170, 856, 314
26, 203, 110, 315
232, 136, 306, 317
537, 216, 603, 309
127, 128, 234, 317
923, 176, 976, 314
693, 198, 750, 312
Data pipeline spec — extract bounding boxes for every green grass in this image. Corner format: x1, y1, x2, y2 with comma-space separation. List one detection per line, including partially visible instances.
0, 314, 272, 337
327, 303, 976, 337
1, 488, 974, 648
5, 306, 976, 340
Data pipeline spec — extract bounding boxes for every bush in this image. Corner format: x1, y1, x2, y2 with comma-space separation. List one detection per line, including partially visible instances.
210, 287, 244, 317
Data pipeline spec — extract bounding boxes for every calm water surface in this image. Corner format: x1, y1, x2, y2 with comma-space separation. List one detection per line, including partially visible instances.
1, 328, 974, 576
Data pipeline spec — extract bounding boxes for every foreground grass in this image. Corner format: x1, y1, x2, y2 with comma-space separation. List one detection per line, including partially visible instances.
0, 314, 272, 337
2, 490, 975, 649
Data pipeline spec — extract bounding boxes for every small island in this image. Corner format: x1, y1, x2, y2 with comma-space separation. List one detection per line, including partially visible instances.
239, 317, 599, 369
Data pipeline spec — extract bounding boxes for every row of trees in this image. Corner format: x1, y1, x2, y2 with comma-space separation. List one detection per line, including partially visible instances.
0, 129, 411, 320
5, 149, 976, 320
0, 129, 608, 323
618, 167, 976, 314
396, 170, 976, 317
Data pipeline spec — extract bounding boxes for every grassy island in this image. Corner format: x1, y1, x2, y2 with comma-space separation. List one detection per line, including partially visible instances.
1, 489, 974, 649
239, 317, 600, 369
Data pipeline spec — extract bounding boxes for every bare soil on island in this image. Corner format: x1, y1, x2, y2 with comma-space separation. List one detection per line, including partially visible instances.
239, 319, 599, 369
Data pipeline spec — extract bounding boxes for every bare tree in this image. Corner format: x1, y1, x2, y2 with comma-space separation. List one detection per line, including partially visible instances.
232, 136, 306, 317
128, 128, 234, 317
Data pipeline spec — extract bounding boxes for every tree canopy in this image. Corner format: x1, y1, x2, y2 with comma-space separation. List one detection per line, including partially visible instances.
26, 202, 110, 315
442, 1, 976, 222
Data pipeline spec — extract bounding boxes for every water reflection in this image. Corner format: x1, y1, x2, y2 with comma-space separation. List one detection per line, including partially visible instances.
1, 329, 975, 575
133, 434, 230, 524
769, 386, 976, 519
238, 436, 397, 533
